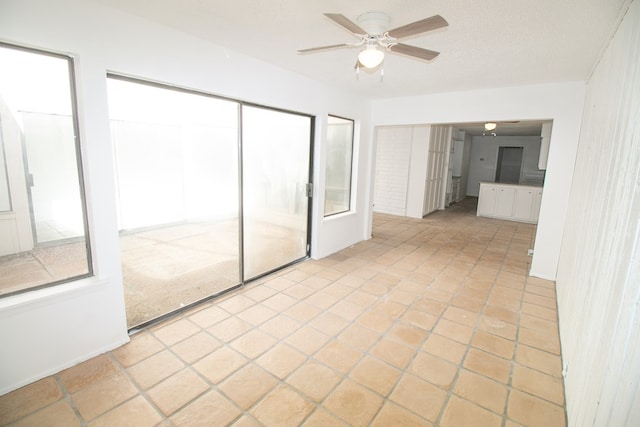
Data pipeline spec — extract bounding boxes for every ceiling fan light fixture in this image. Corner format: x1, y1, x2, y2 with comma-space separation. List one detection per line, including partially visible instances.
484, 122, 497, 131
358, 46, 384, 68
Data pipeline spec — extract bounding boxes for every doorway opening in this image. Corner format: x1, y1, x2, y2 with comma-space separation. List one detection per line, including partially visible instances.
495, 146, 524, 183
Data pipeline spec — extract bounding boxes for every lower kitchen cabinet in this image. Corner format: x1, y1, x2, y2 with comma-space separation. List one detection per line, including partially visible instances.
477, 182, 542, 224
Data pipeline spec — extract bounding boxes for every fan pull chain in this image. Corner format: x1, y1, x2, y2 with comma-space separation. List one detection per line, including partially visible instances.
380, 66, 384, 82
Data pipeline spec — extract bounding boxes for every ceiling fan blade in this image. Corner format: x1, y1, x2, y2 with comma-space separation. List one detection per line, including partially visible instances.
324, 13, 368, 35
389, 43, 440, 61
298, 43, 350, 54
387, 15, 448, 39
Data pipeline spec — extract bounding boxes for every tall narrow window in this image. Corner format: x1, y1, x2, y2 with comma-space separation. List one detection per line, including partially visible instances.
324, 115, 354, 216
0, 43, 91, 297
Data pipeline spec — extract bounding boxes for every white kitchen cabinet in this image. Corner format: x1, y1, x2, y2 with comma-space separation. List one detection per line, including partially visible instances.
532, 188, 543, 219
477, 182, 542, 223
513, 187, 536, 220
538, 121, 553, 170
477, 184, 498, 216
495, 186, 515, 217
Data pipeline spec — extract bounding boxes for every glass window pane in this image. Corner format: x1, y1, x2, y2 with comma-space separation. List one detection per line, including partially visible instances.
107, 77, 241, 328
0, 44, 91, 297
324, 116, 354, 216
242, 106, 311, 279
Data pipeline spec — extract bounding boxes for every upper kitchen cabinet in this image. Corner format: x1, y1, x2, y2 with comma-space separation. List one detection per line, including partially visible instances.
538, 121, 553, 170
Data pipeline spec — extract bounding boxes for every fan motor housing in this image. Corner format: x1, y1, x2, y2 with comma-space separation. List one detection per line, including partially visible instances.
357, 11, 390, 36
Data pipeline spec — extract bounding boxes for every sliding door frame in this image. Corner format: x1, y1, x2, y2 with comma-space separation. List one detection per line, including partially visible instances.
107, 74, 314, 331
238, 102, 314, 283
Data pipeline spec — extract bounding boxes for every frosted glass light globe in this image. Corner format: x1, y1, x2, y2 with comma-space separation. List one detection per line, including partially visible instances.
358, 48, 384, 68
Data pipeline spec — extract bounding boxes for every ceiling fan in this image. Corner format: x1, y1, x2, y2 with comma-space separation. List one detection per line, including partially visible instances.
298, 12, 448, 69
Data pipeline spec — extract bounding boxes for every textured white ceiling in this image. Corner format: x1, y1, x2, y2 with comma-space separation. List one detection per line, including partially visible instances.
93, 0, 629, 99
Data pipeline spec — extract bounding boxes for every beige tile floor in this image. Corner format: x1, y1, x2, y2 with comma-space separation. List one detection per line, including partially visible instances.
0, 198, 566, 426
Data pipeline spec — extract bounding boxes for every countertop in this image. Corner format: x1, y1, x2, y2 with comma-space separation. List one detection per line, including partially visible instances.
479, 181, 543, 188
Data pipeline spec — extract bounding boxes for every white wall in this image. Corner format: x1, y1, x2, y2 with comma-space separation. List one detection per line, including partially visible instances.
466, 135, 544, 197
0, 0, 372, 394
371, 82, 586, 280
555, 1, 640, 425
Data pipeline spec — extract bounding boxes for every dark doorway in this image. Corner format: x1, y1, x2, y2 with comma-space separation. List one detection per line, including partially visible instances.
495, 146, 523, 183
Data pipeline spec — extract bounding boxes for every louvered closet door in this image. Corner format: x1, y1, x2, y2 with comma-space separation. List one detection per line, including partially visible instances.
423, 125, 451, 215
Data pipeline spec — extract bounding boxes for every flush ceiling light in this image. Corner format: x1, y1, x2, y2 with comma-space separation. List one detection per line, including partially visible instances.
358, 45, 385, 68
484, 122, 497, 131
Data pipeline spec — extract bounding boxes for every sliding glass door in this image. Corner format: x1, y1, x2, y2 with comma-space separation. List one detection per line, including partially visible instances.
242, 106, 312, 279
108, 77, 241, 328
107, 77, 312, 328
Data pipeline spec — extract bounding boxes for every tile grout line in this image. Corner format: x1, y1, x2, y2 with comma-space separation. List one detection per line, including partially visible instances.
106, 348, 174, 426
55, 375, 87, 427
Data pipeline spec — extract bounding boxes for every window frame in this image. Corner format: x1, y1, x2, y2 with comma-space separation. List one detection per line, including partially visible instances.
324, 114, 355, 217
0, 41, 93, 298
